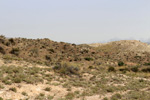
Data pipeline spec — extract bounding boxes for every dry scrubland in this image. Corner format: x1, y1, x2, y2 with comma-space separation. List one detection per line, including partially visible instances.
0, 35, 150, 100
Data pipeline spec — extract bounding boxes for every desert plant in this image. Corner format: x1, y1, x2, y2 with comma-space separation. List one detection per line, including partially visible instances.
84, 57, 93, 61
103, 97, 108, 100
9, 87, 17, 92
45, 55, 52, 61
111, 93, 122, 100
144, 63, 150, 66
48, 48, 55, 53
131, 66, 139, 72
142, 68, 150, 72
40, 93, 45, 96
108, 66, 116, 72
47, 95, 54, 100
0, 46, 5, 54
0, 85, 4, 89
9, 38, 15, 44
45, 87, 51, 91
0, 97, 3, 100
13, 77, 22, 83
53, 62, 79, 75
118, 61, 124, 66
22, 91, 28, 96
106, 87, 114, 92
10, 48, 20, 56
65, 92, 75, 100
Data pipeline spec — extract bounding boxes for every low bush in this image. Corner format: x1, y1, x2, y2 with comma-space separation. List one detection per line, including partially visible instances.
108, 66, 116, 72
131, 66, 139, 72
10, 48, 20, 56
9, 87, 17, 92
48, 49, 54, 53
111, 93, 122, 100
9, 38, 15, 44
118, 61, 124, 66
119, 68, 129, 72
84, 57, 93, 61
45, 55, 52, 61
13, 77, 22, 83
0, 97, 3, 100
53, 62, 79, 75
142, 68, 150, 72
45, 87, 51, 91
144, 63, 150, 66
22, 92, 28, 96
0, 46, 5, 54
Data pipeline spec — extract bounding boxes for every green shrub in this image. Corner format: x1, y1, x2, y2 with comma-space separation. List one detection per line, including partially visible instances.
9, 38, 15, 44
142, 68, 150, 72
106, 88, 113, 92
48, 49, 54, 53
22, 91, 28, 96
3, 80, 12, 85
144, 63, 150, 66
45, 55, 52, 61
45, 87, 51, 91
10, 48, 20, 56
40, 93, 45, 96
0, 46, 5, 54
0, 84, 4, 89
13, 77, 22, 83
9, 87, 17, 92
119, 68, 129, 71
53, 62, 79, 75
65, 92, 75, 100
88, 66, 94, 69
131, 66, 139, 72
108, 66, 116, 72
118, 61, 124, 66
103, 97, 108, 100
47, 95, 54, 100
0, 97, 3, 100
111, 93, 122, 100
84, 57, 93, 61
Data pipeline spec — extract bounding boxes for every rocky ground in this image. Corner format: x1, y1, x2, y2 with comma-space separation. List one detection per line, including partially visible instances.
0, 36, 150, 100
0, 58, 150, 100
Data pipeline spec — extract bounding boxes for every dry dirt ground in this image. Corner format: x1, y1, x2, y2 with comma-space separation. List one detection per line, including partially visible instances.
0, 58, 150, 100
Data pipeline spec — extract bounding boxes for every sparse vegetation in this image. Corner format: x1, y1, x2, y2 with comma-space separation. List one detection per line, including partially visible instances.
111, 93, 122, 100
142, 67, 150, 72
53, 62, 79, 75
131, 66, 139, 72
108, 66, 116, 72
22, 92, 28, 96
44, 87, 51, 91
9, 87, 17, 92
0, 97, 3, 100
84, 57, 93, 61
0, 36, 150, 100
0, 46, 5, 54
10, 48, 20, 56
118, 61, 124, 66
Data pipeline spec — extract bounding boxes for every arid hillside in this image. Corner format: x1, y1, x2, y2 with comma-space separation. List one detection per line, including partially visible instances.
0, 36, 150, 100
0, 35, 97, 66
89, 40, 150, 52
89, 40, 150, 64
1, 36, 150, 66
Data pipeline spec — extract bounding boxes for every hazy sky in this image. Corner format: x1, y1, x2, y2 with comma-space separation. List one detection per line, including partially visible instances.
0, 0, 150, 44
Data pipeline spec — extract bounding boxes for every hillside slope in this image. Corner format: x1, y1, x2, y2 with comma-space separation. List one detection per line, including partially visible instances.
89, 40, 150, 64
0, 36, 150, 100
0, 36, 97, 66
1, 36, 150, 65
